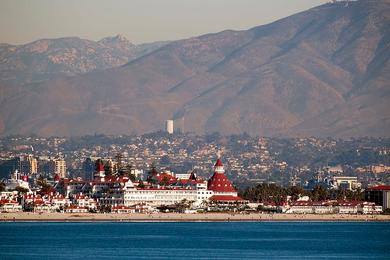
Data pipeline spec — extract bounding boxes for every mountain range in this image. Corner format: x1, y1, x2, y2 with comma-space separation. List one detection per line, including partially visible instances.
0, 0, 389, 137
0, 34, 167, 85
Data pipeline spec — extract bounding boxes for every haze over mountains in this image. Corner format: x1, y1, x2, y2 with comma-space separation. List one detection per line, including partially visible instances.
0, 35, 167, 85
0, 0, 389, 137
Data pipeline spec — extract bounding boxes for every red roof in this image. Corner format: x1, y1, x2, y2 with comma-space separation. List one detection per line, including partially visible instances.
215, 159, 224, 167
208, 159, 236, 192
74, 194, 87, 200
54, 174, 61, 182
291, 201, 312, 206
155, 173, 177, 184
207, 172, 236, 192
49, 194, 65, 200
112, 205, 133, 210
209, 195, 243, 201
177, 179, 197, 185
0, 199, 18, 204
367, 185, 390, 191
337, 200, 362, 206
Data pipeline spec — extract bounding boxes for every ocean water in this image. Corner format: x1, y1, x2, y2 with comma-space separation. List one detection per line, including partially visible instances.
0, 222, 389, 259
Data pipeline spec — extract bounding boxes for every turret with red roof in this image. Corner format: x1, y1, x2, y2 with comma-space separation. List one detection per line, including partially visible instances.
207, 158, 243, 202
207, 159, 237, 193
94, 159, 105, 178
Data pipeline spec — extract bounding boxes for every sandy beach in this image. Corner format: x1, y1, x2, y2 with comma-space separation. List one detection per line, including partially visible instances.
2, 212, 390, 222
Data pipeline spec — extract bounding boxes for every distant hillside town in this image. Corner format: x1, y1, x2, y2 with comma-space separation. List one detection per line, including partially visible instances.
0, 134, 389, 214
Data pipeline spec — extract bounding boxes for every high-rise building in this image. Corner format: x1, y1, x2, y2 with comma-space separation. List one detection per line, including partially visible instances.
0, 155, 37, 178
26, 155, 37, 175
45, 158, 67, 178
166, 120, 174, 134
54, 159, 67, 178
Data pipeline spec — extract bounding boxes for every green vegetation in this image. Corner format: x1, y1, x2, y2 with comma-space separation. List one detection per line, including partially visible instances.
0, 181, 5, 192
14, 186, 29, 194
36, 175, 54, 193
241, 183, 364, 203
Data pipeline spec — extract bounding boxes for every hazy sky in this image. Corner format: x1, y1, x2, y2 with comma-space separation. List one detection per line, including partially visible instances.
0, 0, 329, 45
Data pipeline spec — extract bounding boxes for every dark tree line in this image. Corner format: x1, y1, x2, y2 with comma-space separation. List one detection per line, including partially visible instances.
241, 183, 364, 203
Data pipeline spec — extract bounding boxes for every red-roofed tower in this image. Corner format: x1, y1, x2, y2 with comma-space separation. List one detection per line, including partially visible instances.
207, 159, 237, 194
94, 159, 105, 178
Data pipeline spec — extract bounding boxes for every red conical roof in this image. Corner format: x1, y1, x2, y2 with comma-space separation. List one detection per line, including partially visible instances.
208, 159, 236, 193
215, 159, 224, 167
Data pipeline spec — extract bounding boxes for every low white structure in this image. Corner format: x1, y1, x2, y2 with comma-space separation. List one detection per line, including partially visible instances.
3, 170, 31, 192
332, 176, 361, 190
0, 199, 22, 212
337, 202, 359, 214
361, 202, 382, 214
286, 200, 383, 214
65, 205, 89, 213
286, 201, 315, 214
124, 185, 197, 206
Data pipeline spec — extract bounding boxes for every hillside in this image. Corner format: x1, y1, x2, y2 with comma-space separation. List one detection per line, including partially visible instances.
0, 35, 167, 85
0, 0, 389, 137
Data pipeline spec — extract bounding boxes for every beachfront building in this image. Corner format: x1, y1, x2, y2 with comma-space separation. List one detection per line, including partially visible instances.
52, 159, 242, 210
286, 201, 315, 214
0, 199, 22, 212
123, 159, 242, 207
112, 204, 149, 213
123, 184, 197, 207
365, 185, 390, 210
65, 205, 89, 213
337, 201, 360, 214
361, 202, 383, 214
72, 193, 97, 209
285, 200, 382, 214
208, 159, 240, 198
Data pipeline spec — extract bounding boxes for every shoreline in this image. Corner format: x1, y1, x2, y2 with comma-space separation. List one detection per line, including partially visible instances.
2, 212, 390, 222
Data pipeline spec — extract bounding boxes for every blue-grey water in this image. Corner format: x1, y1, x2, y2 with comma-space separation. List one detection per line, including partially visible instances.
0, 222, 389, 259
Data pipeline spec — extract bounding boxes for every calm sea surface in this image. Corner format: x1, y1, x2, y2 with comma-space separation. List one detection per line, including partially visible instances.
0, 222, 389, 259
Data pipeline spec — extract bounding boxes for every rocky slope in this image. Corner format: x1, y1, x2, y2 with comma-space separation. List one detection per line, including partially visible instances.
0, 35, 167, 85
0, 0, 389, 137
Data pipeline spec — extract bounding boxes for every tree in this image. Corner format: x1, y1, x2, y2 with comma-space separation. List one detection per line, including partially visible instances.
36, 175, 54, 194
0, 181, 5, 192
104, 161, 113, 176
123, 164, 137, 182
14, 186, 29, 194
127, 173, 137, 182
98, 205, 111, 213
335, 189, 347, 200
175, 199, 193, 213
146, 163, 158, 184
160, 176, 170, 186
36, 175, 46, 187
311, 185, 328, 202
287, 186, 306, 202
138, 180, 145, 188
160, 155, 171, 165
